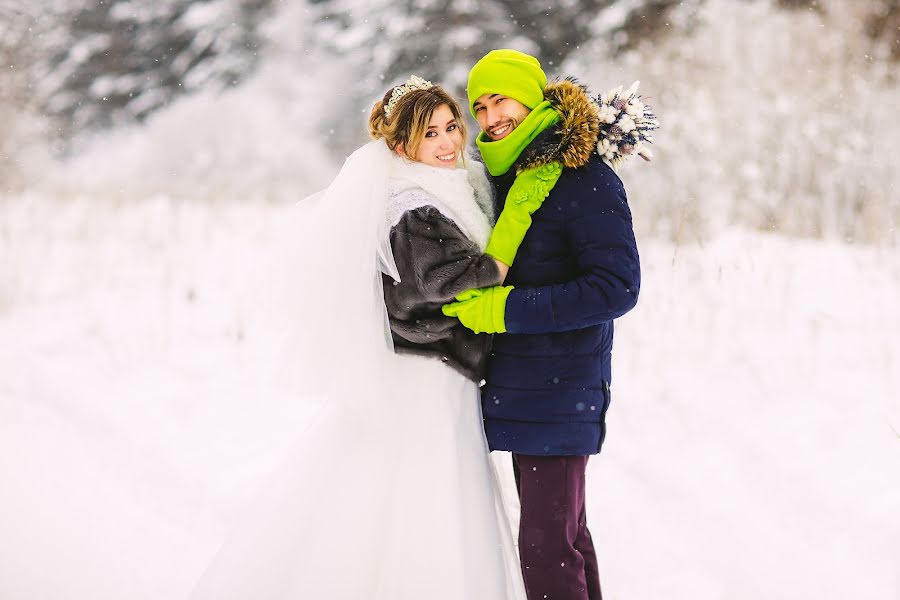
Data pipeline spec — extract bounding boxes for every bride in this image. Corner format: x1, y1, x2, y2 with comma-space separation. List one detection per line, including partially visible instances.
189, 76, 538, 599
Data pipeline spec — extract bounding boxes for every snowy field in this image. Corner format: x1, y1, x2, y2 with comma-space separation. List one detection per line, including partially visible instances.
1, 193, 898, 600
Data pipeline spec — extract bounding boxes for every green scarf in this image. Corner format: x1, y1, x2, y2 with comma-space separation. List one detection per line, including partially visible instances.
476, 101, 564, 266
476, 101, 560, 176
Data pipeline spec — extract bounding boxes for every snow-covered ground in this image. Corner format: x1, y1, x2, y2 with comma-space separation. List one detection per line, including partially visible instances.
1, 191, 898, 599
599, 233, 900, 599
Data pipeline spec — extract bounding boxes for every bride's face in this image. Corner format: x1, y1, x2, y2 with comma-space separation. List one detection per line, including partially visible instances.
413, 104, 463, 169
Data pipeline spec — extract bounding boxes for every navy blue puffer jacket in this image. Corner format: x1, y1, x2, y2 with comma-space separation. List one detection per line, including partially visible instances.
481, 80, 641, 456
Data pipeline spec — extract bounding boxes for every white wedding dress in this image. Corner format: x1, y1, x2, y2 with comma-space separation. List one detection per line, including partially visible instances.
189, 354, 523, 600
188, 142, 526, 599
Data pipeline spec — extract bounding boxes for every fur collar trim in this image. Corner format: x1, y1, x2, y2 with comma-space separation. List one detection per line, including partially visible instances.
512, 78, 600, 173
385, 155, 495, 251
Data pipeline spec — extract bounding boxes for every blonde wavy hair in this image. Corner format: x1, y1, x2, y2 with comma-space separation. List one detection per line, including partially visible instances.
368, 84, 468, 162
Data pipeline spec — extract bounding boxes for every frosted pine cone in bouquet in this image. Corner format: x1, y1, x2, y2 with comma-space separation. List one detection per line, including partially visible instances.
594, 81, 659, 169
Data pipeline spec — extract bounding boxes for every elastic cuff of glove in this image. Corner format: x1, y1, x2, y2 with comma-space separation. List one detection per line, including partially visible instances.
493, 286, 513, 334
484, 243, 514, 268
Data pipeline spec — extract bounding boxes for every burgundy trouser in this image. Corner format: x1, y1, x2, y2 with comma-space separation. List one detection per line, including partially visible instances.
513, 454, 602, 600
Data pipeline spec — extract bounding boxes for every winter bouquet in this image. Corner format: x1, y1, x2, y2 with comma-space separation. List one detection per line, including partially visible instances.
594, 81, 659, 169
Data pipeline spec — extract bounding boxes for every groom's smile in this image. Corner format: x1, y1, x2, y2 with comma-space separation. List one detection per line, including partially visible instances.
472, 93, 531, 141
487, 121, 514, 140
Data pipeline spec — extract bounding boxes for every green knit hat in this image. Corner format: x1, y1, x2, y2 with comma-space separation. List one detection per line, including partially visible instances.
466, 49, 547, 116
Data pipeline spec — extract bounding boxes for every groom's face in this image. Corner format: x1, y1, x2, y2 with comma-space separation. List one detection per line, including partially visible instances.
472, 93, 531, 142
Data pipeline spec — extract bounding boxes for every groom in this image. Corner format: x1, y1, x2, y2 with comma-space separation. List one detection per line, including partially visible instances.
443, 50, 641, 600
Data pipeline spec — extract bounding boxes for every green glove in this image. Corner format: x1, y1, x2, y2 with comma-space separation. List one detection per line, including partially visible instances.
441, 286, 514, 334
484, 161, 563, 266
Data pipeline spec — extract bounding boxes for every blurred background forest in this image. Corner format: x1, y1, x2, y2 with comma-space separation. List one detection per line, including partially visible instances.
1, 0, 898, 243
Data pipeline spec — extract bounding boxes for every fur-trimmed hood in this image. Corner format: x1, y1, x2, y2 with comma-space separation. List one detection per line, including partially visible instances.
513, 78, 600, 174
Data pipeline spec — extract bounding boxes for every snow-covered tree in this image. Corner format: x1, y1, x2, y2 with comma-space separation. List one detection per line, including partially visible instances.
307, 0, 519, 96
1, 2, 57, 189
303, 0, 700, 154
5, 0, 703, 153
308, 0, 697, 97
12, 0, 274, 139
576, 0, 900, 244
865, 0, 900, 60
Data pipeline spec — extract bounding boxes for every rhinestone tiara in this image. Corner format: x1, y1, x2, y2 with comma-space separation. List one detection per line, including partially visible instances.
384, 75, 435, 119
